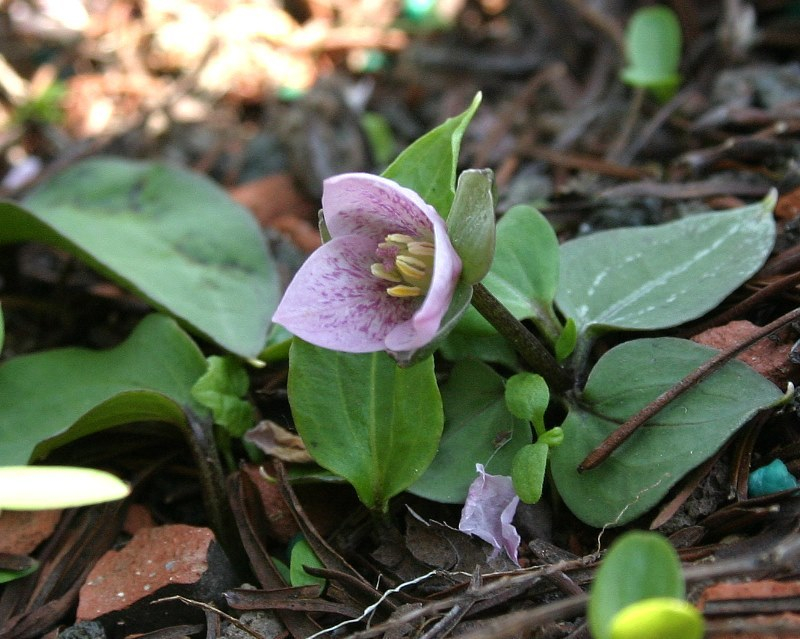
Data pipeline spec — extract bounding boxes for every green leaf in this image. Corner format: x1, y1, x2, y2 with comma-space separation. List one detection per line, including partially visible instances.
289, 538, 326, 591
0, 314, 208, 466
555, 317, 577, 362
589, 531, 686, 639
288, 339, 443, 511
0, 303, 4, 354
446, 169, 496, 284
621, 6, 682, 101
191, 355, 255, 437
0, 559, 38, 585
549, 337, 781, 527
438, 328, 519, 369
556, 195, 776, 341
409, 359, 529, 503
511, 442, 549, 504
479, 205, 562, 341
383, 93, 481, 217
0, 157, 278, 357
0, 466, 130, 509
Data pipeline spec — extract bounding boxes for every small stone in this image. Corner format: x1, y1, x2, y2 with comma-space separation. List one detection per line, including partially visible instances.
692, 320, 797, 385
77, 524, 238, 635
221, 610, 283, 639
57, 619, 106, 639
0, 509, 61, 554
122, 503, 155, 535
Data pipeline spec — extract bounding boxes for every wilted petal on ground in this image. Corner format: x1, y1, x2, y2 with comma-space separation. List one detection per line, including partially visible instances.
459, 464, 521, 565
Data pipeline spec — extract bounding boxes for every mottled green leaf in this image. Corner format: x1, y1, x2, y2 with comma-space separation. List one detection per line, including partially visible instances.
0, 314, 208, 466
550, 337, 781, 527
556, 196, 776, 340
0, 157, 278, 357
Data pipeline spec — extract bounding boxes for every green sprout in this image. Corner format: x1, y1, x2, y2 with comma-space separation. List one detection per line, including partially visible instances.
589, 531, 704, 639
621, 6, 682, 102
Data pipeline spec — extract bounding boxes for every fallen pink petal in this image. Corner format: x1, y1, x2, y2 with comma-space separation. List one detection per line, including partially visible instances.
272, 173, 462, 354
459, 463, 521, 565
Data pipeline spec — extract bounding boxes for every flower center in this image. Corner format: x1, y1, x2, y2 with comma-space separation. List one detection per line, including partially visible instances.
371, 233, 435, 298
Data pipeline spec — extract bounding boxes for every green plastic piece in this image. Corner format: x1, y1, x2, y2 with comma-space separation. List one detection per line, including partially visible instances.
748, 459, 798, 497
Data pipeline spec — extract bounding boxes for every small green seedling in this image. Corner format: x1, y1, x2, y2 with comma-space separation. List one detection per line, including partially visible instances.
289, 537, 327, 592
589, 531, 704, 639
621, 6, 682, 101
505, 372, 564, 504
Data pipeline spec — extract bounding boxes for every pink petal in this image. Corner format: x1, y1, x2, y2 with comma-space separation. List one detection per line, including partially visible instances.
272, 235, 417, 353
322, 173, 437, 242
385, 209, 461, 352
459, 464, 521, 565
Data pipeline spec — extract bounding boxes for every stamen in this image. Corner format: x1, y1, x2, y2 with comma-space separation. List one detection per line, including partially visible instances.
395, 255, 428, 281
407, 241, 435, 257
371, 263, 402, 282
386, 284, 423, 297
386, 233, 416, 244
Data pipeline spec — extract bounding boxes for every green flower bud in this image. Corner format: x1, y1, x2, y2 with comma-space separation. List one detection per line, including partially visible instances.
447, 169, 496, 285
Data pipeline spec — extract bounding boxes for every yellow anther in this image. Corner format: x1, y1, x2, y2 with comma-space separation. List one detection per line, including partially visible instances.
386, 233, 416, 244
407, 241, 435, 257
386, 284, 423, 297
370, 263, 402, 282
395, 255, 427, 281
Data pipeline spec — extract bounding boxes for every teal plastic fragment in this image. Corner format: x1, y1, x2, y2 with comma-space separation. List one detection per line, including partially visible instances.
404, 0, 436, 21
748, 459, 798, 497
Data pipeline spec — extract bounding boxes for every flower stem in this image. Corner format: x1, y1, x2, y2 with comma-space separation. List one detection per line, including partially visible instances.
471, 283, 571, 392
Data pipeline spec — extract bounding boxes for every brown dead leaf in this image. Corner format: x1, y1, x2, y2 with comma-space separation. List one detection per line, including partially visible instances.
228, 173, 320, 251
244, 420, 314, 463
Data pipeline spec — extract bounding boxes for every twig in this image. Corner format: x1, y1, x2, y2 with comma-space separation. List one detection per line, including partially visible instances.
152, 595, 269, 639
578, 305, 800, 472
304, 570, 438, 639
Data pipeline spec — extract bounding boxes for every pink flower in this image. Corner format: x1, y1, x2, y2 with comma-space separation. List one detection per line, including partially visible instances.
272, 173, 462, 353
459, 464, 521, 565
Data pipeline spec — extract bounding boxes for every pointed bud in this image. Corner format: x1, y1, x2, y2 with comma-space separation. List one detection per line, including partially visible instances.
446, 169, 496, 285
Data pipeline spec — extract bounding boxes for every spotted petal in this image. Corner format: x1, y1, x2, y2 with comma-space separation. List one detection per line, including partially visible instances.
323, 173, 437, 242
272, 235, 418, 353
